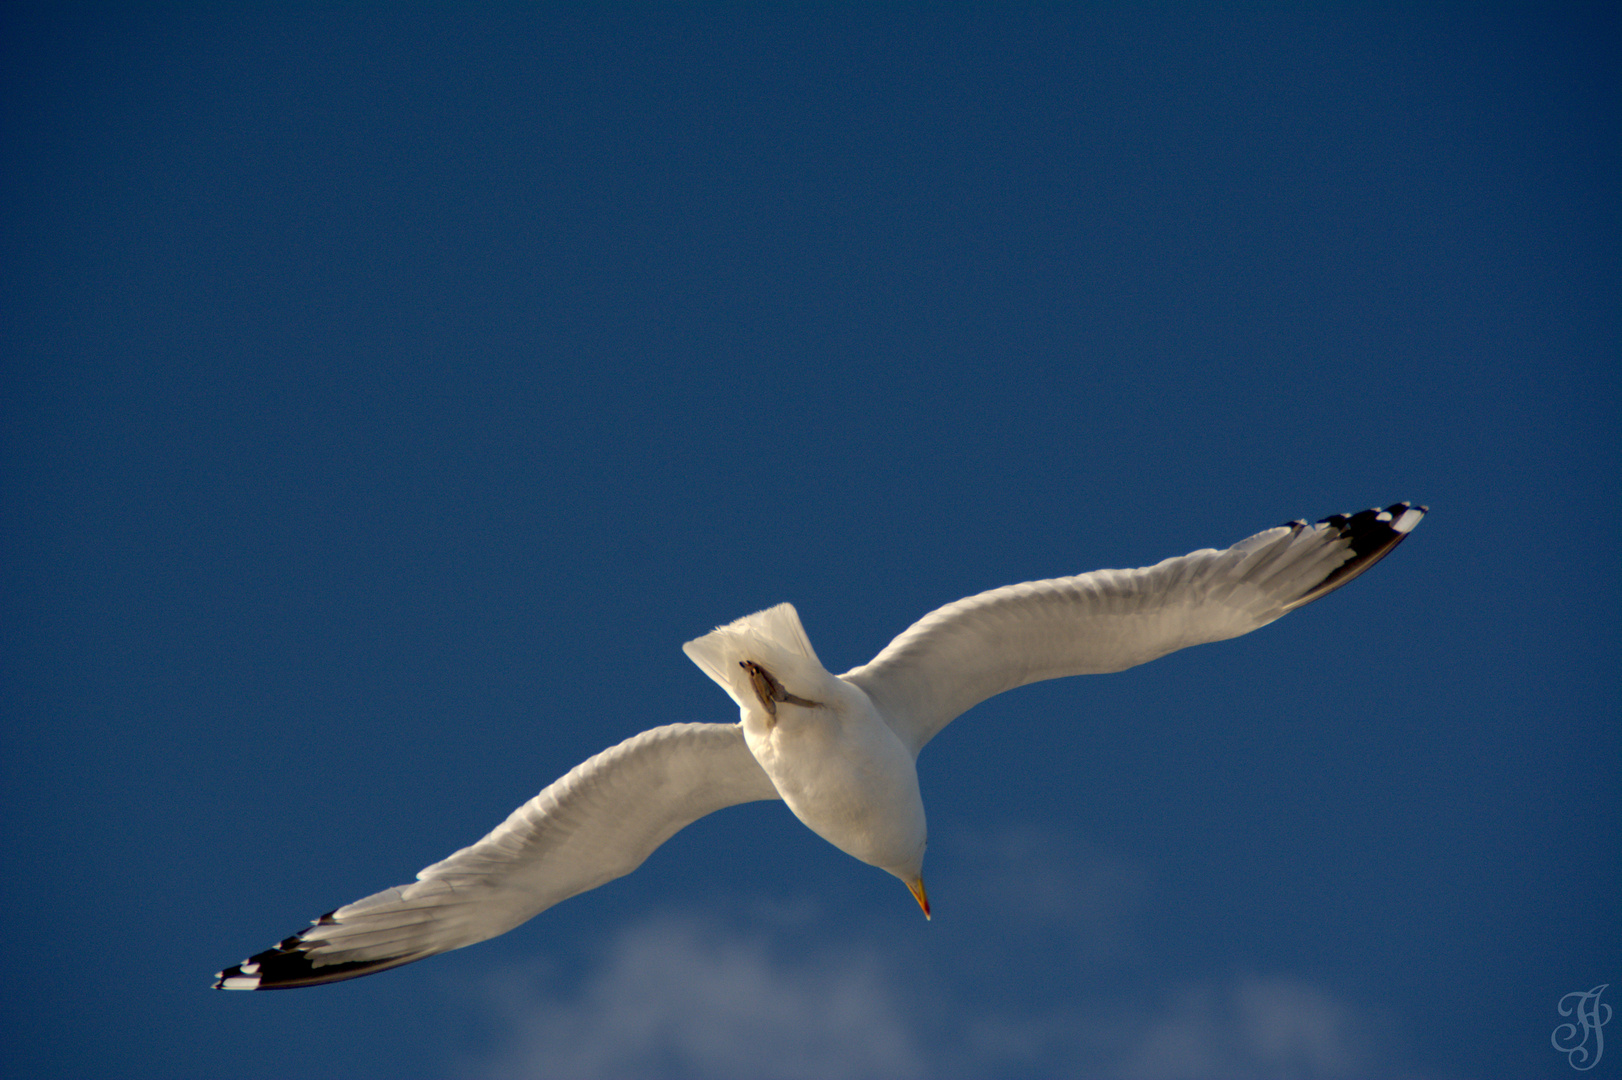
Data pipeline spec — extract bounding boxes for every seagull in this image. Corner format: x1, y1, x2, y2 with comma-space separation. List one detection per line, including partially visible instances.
214, 502, 1426, 989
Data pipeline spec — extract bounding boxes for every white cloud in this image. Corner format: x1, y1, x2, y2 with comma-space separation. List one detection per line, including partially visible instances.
466, 916, 925, 1080
464, 917, 1405, 1080
943, 824, 1146, 952
1119, 976, 1375, 1079
460, 831, 1411, 1079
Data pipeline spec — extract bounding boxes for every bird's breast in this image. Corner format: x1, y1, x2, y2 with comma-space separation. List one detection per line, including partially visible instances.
743, 701, 927, 873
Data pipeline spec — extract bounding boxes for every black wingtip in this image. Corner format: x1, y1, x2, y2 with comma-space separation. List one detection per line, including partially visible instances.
1288, 502, 1427, 609
214, 939, 418, 990
213, 915, 423, 990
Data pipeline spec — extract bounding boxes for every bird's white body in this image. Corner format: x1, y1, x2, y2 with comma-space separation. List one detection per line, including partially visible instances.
745, 677, 926, 885
684, 605, 927, 882
216, 501, 1425, 989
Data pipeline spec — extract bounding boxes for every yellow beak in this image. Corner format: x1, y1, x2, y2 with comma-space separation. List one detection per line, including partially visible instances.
906, 876, 931, 920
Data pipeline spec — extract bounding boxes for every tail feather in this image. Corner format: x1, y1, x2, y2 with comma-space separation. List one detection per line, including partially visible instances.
682, 603, 828, 713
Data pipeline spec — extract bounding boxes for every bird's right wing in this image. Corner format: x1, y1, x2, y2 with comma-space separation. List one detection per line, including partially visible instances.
844, 504, 1425, 755
214, 722, 779, 989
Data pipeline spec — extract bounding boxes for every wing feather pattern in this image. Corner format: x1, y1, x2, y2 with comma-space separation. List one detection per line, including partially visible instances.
214, 722, 779, 989
844, 504, 1425, 754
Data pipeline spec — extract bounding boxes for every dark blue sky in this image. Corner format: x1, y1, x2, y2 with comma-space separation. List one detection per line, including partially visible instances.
3, 6, 1617, 1078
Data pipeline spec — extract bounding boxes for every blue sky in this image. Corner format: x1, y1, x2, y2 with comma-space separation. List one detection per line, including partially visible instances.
3, 5, 1617, 1078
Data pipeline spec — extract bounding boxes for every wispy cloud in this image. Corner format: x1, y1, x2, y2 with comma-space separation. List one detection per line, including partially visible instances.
943, 824, 1147, 951
461, 830, 1411, 1079
468, 916, 925, 1080
1118, 976, 1379, 1079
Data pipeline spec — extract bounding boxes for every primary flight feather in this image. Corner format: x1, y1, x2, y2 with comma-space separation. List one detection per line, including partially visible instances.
214, 502, 1425, 989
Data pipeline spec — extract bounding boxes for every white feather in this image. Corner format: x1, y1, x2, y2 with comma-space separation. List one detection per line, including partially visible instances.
215, 502, 1423, 988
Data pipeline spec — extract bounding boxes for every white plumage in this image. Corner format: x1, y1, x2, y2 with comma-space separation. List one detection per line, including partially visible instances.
215, 502, 1424, 989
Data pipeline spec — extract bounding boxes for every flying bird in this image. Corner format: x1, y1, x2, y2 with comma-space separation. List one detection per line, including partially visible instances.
214, 502, 1426, 989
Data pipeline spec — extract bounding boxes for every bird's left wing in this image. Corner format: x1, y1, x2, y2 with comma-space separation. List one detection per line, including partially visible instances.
214, 722, 778, 989
844, 503, 1425, 755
